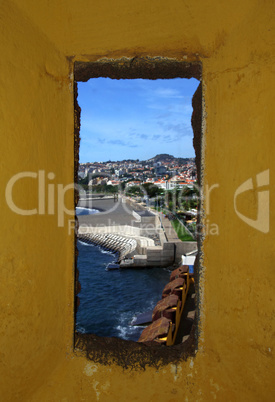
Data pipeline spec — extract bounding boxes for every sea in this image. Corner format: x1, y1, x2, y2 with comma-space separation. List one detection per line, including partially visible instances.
76, 207, 99, 216
75, 240, 171, 341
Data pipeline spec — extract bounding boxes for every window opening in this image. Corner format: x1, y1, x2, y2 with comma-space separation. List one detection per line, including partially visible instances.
74, 58, 202, 367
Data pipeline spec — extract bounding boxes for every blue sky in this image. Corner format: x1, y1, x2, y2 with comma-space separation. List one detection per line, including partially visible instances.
78, 77, 200, 163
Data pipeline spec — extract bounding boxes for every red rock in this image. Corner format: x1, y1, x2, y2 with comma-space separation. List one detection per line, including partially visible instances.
138, 317, 170, 343
170, 265, 189, 281
152, 294, 180, 321
162, 277, 185, 298
163, 307, 177, 321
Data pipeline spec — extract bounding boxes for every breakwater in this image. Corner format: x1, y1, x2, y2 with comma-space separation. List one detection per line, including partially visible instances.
78, 233, 137, 262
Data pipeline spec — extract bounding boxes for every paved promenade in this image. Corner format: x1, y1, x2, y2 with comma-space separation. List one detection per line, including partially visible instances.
77, 196, 180, 242
77, 197, 144, 227
160, 214, 180, 242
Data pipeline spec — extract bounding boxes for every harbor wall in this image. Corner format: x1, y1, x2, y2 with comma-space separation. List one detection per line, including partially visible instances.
147, 243, 175, 267
1, 1, 274, 401
79, 225, 176, 267
174, 241, 198, 261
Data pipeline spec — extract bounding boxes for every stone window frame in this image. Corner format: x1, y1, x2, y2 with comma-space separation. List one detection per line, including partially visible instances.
73, 57, 203, 369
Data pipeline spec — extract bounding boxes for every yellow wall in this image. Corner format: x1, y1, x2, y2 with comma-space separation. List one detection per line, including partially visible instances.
1, 1, 274, 400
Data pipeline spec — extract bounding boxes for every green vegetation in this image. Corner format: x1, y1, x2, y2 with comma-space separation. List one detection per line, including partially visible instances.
165, 186, 199, 211
152, 206, 166, 214
151, 153, 190, 165
142, 183, 163, 198
171, 219, 195, 242
152, 205, 196, 241
126, 183, 162, 198
126, 185, 143, 196
78, 180, 119, 194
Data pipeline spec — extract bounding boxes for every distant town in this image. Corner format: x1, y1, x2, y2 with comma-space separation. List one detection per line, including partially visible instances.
78, 153, 197, 192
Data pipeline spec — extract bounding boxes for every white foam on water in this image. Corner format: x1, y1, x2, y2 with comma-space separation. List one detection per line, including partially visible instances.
76, 207, 99, 215
116, 324, 140, 340
101, 249, 115, 255
78, 240, 95, 247
76, 324, 86, 334
77, 241, 116, 258
116, 311, 144, 340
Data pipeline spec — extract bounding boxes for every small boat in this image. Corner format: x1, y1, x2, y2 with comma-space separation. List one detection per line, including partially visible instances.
106, 262, 120, 271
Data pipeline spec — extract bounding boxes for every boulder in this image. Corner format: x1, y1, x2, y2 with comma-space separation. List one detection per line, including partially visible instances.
162, 277, 185, 298
152, 294, 180, 321
169, 265, 189, 281
138, 316, 170, 343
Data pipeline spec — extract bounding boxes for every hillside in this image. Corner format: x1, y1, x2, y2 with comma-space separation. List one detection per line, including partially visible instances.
146, 154, 192, 164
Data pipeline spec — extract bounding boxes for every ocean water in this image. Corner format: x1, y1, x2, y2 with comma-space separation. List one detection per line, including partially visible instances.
76, 207, 99, 216
76, 240, 171, 341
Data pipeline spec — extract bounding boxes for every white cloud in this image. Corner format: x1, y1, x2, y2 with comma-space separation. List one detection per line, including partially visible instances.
153, 88, 184, 98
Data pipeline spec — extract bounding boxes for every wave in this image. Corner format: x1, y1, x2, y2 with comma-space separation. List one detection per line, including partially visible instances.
115, 311, 146, 341
78, 239, 95, 247
76, 207, 99, 216
76, 324, 86, 334
77, 240, 117, 258
101, 249, 116, 255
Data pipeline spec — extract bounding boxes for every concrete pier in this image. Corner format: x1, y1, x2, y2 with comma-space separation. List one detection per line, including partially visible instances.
77, 196, 197, 268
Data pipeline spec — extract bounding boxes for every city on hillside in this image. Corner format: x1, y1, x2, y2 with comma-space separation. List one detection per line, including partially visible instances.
78, 153, 199, 238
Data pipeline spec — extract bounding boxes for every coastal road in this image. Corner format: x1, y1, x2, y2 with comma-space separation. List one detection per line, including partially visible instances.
77, 197, 143, 227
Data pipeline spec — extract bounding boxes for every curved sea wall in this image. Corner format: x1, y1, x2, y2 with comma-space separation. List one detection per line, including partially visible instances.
78, 233, 137, 262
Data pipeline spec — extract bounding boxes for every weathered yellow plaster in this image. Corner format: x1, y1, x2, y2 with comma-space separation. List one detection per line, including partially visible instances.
0, 0, 274, 401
